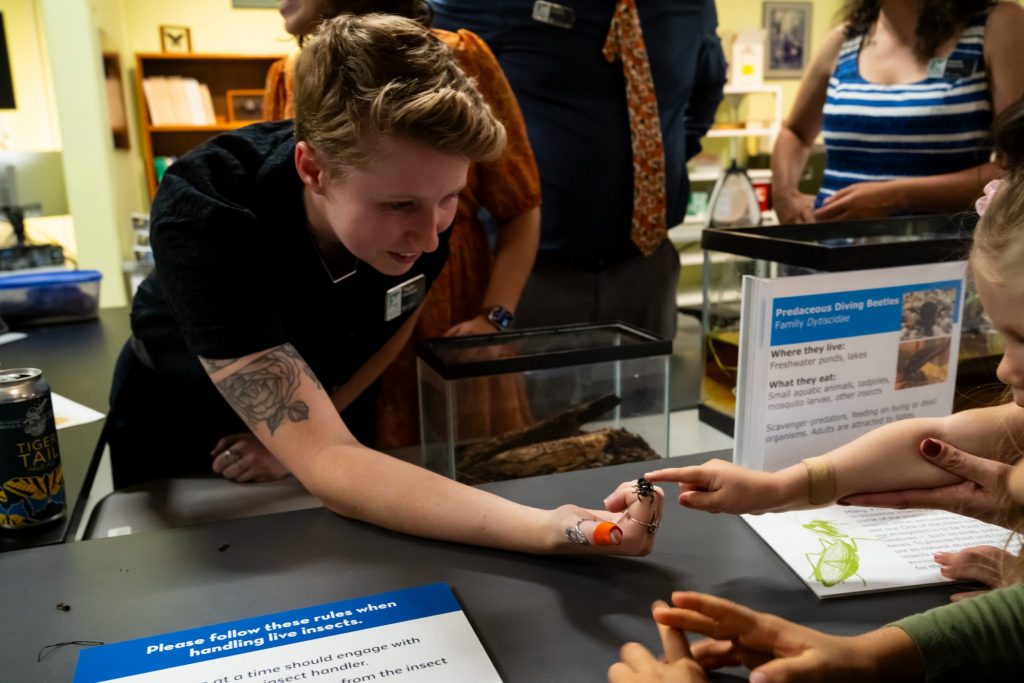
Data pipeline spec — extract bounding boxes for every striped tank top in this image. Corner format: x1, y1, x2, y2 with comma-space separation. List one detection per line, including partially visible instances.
816, 7, 994, 210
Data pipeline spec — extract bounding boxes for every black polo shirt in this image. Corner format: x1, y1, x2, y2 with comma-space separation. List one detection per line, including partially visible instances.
132, 121, 451, 393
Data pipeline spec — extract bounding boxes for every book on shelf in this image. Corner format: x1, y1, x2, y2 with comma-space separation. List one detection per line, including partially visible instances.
743, 505, 1020, 598
181, 78, 211, 125
198, 83, 216, 124
142, 76, 216, 126
141, 77, 171, 126
165, 77, 193, 124
733, 261, 967, 472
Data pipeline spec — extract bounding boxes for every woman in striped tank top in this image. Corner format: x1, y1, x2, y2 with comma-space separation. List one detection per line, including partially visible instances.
771, 0, 1024, 224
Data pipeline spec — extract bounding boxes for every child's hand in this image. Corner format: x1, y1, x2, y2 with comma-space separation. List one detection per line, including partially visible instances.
645, 460, 787, 514
935, 545, 1017, 602
608, 600, 707, 683
656, 592, 921, 682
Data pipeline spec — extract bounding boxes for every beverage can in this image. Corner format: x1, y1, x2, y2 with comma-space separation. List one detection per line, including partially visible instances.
0, 368, 66, 530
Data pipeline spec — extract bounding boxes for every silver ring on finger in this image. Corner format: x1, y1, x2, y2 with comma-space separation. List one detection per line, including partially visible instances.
624, 510, 659, 535
565, 518, 589, 545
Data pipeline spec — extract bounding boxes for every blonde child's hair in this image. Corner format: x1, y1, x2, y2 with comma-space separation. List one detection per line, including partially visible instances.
970, 101, 1024, 292
293, 13, 506, 178
969, 99, 1024, 584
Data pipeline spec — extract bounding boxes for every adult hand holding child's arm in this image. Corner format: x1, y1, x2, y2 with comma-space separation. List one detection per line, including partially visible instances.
839, 437, 1013, 527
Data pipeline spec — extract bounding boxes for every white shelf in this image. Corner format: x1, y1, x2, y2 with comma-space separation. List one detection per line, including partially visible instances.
705, 126, 777, 139
723, 84, 784, 96
676, 289, 742, 309
669, 209, 779, 245
689, 167, 772, 183
679, 251, 745, 267
669, 222, 704, 244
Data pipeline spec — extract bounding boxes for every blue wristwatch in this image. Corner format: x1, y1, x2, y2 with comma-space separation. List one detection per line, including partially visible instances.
484, 305, 515, 331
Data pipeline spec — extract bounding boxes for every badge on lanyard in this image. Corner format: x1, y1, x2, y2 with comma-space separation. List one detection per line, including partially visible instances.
384, 274, 426, 322
925, 57, 947, 79
532, 1, 575, 29
927, 56, 977, 80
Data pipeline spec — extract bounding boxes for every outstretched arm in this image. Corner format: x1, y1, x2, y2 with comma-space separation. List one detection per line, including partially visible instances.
200, 342, 661, 555
646, 403, 1023, 515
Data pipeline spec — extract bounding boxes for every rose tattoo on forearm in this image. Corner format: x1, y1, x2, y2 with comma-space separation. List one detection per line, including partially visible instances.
208, 345, 321, 434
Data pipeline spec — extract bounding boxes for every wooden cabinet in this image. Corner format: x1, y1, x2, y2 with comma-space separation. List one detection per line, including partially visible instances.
133, 53, 285, 200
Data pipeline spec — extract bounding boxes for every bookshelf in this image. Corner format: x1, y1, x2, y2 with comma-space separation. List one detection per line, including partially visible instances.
134, 53, 285, 200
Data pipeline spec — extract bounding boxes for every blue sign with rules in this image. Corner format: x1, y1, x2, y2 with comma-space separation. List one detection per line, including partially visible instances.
73, 583, 462, 682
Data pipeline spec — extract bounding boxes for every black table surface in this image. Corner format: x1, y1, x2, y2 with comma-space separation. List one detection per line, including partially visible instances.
0, 307, 130, 551
2, 453, 959, 683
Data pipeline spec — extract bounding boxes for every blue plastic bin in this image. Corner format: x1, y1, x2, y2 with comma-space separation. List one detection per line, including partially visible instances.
0, 270, 102, 327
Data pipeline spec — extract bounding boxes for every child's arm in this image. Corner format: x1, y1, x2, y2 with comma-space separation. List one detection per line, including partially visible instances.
646, 403, 1022, 515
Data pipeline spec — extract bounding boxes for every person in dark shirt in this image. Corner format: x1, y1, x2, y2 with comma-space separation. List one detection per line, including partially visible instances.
107, 14, 662, 555
431, 0, 726, 339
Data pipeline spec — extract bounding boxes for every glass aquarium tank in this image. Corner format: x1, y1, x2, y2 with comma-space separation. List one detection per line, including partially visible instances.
417, 322, 671, 483
698, 213, 984, 435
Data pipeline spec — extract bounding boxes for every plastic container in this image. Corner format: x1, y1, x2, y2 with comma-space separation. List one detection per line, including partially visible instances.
0, 270, 101, 328
417, 322, 671, 483
697, 214, 978, 435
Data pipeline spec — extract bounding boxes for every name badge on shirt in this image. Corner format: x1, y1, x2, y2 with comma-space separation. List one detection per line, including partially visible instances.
925, 58, 946, 79
532, 1, 575, 29
384, 274, 426, 322
927, 56, 977, 80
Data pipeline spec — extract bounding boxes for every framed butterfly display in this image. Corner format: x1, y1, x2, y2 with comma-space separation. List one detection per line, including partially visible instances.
159, 25, 192, 54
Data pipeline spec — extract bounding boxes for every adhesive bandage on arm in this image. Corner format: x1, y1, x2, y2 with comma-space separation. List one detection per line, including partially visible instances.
802, 455, 837, 505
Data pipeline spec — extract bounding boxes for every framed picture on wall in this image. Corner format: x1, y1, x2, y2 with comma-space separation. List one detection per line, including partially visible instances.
227, 89, 265, 123
159, 25, 192, 54
763, 2, 812, 78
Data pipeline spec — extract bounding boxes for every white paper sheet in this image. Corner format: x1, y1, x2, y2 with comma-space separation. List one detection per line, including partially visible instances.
52, 392, 105, 430
743, 505, 1019, 598
0, 331, 28, 345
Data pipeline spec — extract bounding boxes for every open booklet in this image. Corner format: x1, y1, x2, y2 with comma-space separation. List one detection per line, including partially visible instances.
74, 583, 502, 682
743, 506, 1020, 598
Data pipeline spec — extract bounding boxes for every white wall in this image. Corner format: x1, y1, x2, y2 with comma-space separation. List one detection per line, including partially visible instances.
8, 0, 291, 307
0, 0, 60, 151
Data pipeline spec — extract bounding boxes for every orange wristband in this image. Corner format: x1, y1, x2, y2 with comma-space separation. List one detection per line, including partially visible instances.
593, 522, 622, 546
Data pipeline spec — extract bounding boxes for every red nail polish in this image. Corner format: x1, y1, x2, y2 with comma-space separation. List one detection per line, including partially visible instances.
921, 438, 942, 457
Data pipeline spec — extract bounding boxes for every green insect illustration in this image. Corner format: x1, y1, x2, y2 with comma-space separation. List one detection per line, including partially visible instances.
802, 519, 872, 588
